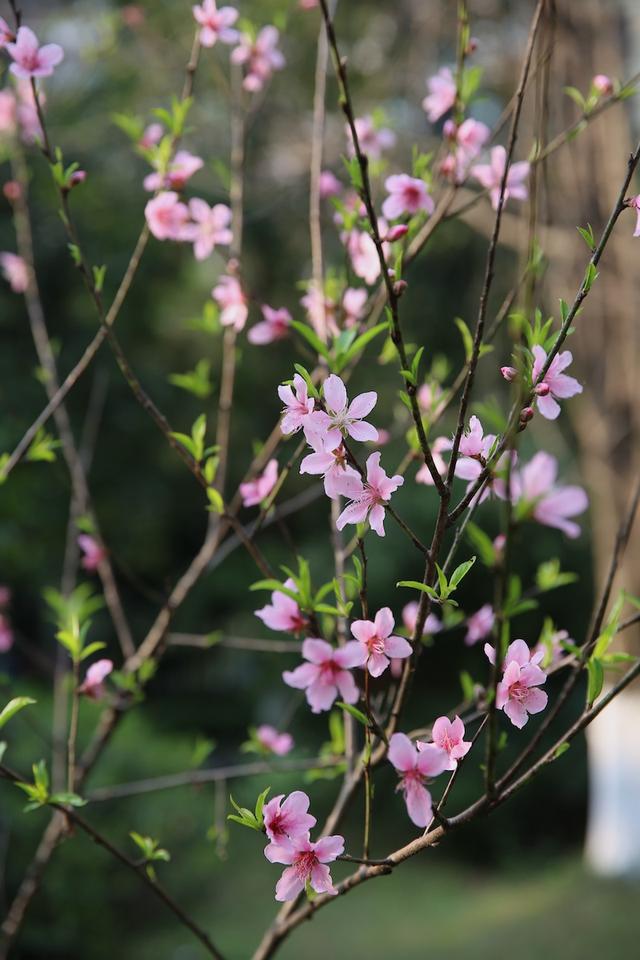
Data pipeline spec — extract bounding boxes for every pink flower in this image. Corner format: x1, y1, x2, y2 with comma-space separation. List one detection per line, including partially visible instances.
318, 170, 342, 198
401, 601, 441, 637
239, 458, 278, 507
336, 452, 403, 537
300, 284, 337, 341
417, 381, 443, 414
592, 74, 613, 96
256, 725, 294, 756
212, 274, 248, 331
77, 534, 107, 572
501, 365, 518, 382
0, 18, 15, 47
382, 174, 434, 221
15, 79, 42, 143
6, 27, 64, 80
455, 118, 490, 160
231, 26, 285, 92
465, 604, 495, 646
343, 226, 389, 285
531, 345, 582, 420
0, 252, 28, 293
186, 199, 232, 260
628, 196, 640, 237
299, 432, 361, 500
263, 791, 316, 845
422, 67, 456, 123
422, 716, 471, 770
78, 659, 113, 700
139, 122, 163, 149
0, 586, 11, 608
415, 436, 450, 487
248, 305, 291, 345
255, 578, 308, 633
143, 150, 204, 192
342, 287, 368, 327
388, 732, 449, 827
347, 115, 396, 160
265, 833, 344, 901
494, 639, 548, 729
0, 615, 13, 653
510, 451, 588, 538
192, 0, 239, 47
471, 146, 530, 210
278, 373, 315, 435
283, 637, 363, 713
305, 374, 378, 448
144, 191, 191, 241
533, 628, 570, 667
350, 607, 412, 677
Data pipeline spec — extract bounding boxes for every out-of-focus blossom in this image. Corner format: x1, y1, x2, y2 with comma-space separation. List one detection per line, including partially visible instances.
231, 26, 285, 92
143, 150, 203, 192
531, 345, 582, 420
0, 18, 15, 47
471, 146, 530, 211
0, 586, 11, 609
343, 226, 389, 285
422, 66, 456, 122
240, 458, 278, 507
347, 115, 396, 160
509, 451, 588, 538
0, 252, 28, 293
139, 122, 164, 150
6, 26, 64, 80
265, 834, 344, 901
248, 304, 291, 345
628, 196, 640, 237
336, 452, 403, 537
255, 577, 308, 633
15, 78, 42, 143
77, 534, 107, 572
318, 170, 342, 198
212, 274, 248, 330
0, 615, 13, 653
78, 659, 113, 700
382, 174, 434, 220
415, 436, 450, 486
283, 638, 362, 713
401, 601, 441, 637
465, 603, 494, 646
192, 0, 239, 47
186, 199, 232, 260
256, 725, 294, 756
342, 287, 368, 327
121, 5, 146, 28
0, 89, 16, 136
144, 191, 191, 241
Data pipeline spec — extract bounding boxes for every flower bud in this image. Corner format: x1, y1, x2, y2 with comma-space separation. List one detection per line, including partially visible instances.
592, 74, 613, 96
442, 119, 457, 141
385, 223, 409, 243
500, 365, 518, 382
2, 180, 21, 202
519, 406, 534, 428
466, 36, 479, 54
69, 170, 87, 189
534, 381, 550, 396
393, 279, 408, 298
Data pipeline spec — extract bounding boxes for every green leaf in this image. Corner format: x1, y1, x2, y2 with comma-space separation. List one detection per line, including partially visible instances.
454, 317, 474, 362
290, 320, 330, 360
335, 701, 369, 726
206, 487, 224, 514
564, 86, 586, 111
0, 697, 36, 730
292, 364, 319, 399
587, 657, 604, 707
168, 359, 213, 399
459, 670, 475, 702
334, 322, 388, 373
576, 223, 595, 251
396, 580, 439, 600
78, 641, 106, 662
254, 786, 271, 826
49, 791, 87, 807
465, 522, 496, 567
552, 742, 571, 760
583, 262, 598, 293
250, 579, 300, 604
448, 556, 476, 590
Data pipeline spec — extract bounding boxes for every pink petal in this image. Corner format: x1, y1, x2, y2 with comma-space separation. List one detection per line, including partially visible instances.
347, 420, 379, 442
405, 779, 432, 827
367, 652, 390, 677
314, 835, 345, 861
416, 742, 449, 777
388, 732, 416, 773
310, 862, 336, 895
383, 634, 412, 659
374, 607, 394, 639
275, 865, 306, 901
348, 391, 377, 420
323, 374, 347, 414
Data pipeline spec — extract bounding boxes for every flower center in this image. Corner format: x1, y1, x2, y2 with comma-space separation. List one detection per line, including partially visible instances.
366, 633, 385, 656
294, 851, 317, 880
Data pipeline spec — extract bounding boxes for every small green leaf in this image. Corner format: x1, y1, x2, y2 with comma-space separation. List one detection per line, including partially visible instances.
552, 742, 571, 760
0, 697, 37, 731
587, 657, 604, 706
335, 701, 369, 726
290, 320, 330, 360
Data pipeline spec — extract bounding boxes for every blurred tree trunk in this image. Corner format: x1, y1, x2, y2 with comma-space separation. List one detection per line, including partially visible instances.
542, 0, 640, 876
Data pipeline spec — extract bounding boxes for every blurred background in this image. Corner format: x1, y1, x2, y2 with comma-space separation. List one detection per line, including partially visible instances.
1, 0, 640, 957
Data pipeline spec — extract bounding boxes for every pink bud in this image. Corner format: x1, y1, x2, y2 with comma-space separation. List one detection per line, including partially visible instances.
493, 534, 506, 554
385, 224, 409, 242
69, 170, 87, 188
534, 381, 550, 396
500, 365, 518, 382
466, 37, 479, 54
592, 74, 613, 96
393, 279, 408, 297
442, 119, 457, 140
519, 406, 534, 424
3, 180, 21, 202
439, 154, 457, 180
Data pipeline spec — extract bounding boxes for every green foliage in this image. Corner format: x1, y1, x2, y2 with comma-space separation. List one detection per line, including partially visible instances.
397, 557, 476, 607
0, 697, 36, 731
130, 832, 171, 880
227, 787, 271, 832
